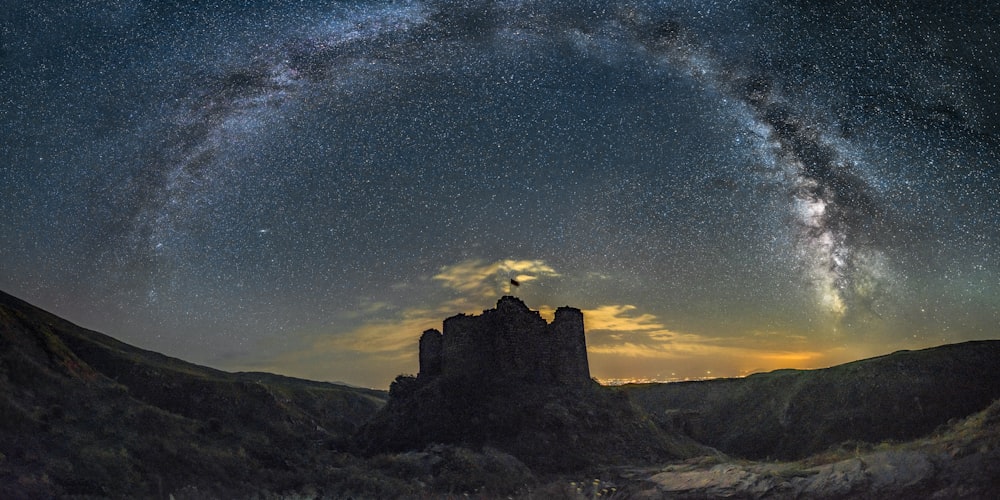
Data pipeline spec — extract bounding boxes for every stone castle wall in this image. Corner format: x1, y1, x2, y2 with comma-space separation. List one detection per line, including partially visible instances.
418, 296, 590, 385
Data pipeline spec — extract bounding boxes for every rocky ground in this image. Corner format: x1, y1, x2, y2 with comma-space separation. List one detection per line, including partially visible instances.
619, 399, 1000, 499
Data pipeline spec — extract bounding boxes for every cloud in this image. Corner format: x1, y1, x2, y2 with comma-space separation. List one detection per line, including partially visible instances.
229, 310, 440, 388
230, 258, 561, 387
579, 303, 851, 380
315, 312, 438, 355
582, 304, 663, 331
232, 265, 857, 388
433, 259, 560, 297
580, 303, 717, 357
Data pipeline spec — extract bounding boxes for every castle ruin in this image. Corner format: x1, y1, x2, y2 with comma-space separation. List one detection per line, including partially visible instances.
417, 296, 591, 386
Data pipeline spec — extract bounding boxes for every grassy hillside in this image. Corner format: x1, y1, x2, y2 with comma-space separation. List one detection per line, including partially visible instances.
0, 290, 386, 498
625, 341, 1000, 460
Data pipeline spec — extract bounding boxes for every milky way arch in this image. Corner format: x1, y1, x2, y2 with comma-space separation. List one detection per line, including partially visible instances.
113, 1, 891, 323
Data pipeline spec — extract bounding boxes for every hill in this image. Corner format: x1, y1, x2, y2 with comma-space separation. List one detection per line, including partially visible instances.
0, 290, 386, 498
624, 341, 1000, 460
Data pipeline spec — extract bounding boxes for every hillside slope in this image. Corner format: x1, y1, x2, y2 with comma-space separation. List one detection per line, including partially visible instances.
625, 341, 1000, 460
632, 398, 1000, 499
0, 290, 386, 498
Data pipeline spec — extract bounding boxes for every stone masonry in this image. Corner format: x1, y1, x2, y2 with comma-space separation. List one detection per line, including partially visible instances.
417, 296, 590, 385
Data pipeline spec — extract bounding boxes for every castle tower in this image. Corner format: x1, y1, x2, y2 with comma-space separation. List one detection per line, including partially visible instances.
441, 313, 486, 378
551, 306, 590, 384
418, 329, 443, 378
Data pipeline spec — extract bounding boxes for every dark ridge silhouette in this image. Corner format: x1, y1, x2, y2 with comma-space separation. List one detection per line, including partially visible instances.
625, 340, 1000, 460
0, 289, 386, 498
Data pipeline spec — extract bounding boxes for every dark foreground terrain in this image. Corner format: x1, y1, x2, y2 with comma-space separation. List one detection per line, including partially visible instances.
624, 340, 1000, 460
2, 289, 999, 498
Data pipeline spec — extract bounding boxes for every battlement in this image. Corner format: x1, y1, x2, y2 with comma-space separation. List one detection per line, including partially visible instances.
418, 296, 590, 385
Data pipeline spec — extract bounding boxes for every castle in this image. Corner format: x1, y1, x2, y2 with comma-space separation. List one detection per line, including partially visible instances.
363, 296, 680, 468
417, 296, 591, 385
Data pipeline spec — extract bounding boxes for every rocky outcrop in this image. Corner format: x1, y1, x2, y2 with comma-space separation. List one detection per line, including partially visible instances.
634, 399, 1000, 498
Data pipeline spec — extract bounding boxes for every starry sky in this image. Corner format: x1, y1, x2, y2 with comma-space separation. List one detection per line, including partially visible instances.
3, 0, 999, 388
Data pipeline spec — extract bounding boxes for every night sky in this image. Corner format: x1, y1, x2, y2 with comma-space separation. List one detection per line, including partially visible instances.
3, 0, 999, 388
